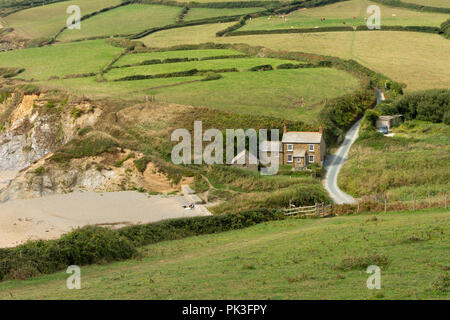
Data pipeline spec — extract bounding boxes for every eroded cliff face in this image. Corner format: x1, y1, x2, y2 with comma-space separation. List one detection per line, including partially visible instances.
0, 91, 103, 196
0, 91, 180, 201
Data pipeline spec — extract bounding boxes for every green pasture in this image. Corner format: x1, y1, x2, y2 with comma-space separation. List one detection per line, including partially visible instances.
106, 57, 300, 80
57, 4, 181, 41
2, 0, 121, 39
184, 7, 265, 21
402, 0, 450, 8
146, 68, 360, 121
0, 39, 122, 80
114, 49, 247, 67
240, 0, 450, 31
0, 209, 447, 299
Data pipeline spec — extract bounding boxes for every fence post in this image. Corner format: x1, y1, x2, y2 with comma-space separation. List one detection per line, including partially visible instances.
384, 197, 387, 213
413, 194, 416, 211
357, 202, 360, 213
315, 203, 318, 217
446, 194, 448, 210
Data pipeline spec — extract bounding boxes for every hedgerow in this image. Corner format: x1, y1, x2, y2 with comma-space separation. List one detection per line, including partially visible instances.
386, 89, 450, 124
0, 209, 285, 281
370, 0, 450, 14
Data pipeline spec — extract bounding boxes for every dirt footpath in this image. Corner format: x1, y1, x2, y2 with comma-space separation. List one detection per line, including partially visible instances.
0, 191, 207, 248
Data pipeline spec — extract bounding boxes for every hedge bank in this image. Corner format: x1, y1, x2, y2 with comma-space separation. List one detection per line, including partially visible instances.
0, 209, 284, 281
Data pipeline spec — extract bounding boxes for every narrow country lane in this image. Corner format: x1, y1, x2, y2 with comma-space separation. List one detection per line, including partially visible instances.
323, 89, 385, 204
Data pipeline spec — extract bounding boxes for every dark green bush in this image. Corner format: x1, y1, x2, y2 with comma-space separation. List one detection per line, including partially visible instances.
0, 226, 136, 281
50, 135, 119, 163
319, 90, 377, 145
392, 89, 450, 123
248, 64, 273, 71
0, 209, 284, 281
118, 209, 285, 247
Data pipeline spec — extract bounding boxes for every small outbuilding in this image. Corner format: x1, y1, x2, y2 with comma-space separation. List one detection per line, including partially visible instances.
376, 115, 403, 131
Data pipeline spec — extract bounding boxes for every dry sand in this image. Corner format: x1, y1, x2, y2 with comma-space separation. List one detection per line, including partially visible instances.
0, 191, 207, 248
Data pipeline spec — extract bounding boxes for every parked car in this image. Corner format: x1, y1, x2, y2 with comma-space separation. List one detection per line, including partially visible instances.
379, 125, 389, 135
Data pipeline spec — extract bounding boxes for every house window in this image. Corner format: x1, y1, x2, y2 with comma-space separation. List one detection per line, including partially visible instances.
287, 144, 293, 151
309, 144, 314, 152
296, 158, 301, 163
287, 155, 293, 163
309, 155, 315, 163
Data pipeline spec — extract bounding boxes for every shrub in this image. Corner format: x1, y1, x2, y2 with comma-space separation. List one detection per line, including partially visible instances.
248, 64, 273, 71
0, 226, 137, 281
336, 254, 389, 270
393, 89, 450, 123
202, 72, 222, 81
0, 209, 285, 281
134, 156, 152, 173
50, 135, 119, 163
70, 107, 83, 119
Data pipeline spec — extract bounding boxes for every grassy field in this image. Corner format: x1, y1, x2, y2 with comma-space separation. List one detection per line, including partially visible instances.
114, 49, 246, 66
146, 68, 359, 121
339, 120, 450, 201
141, 22, 235, 47
184, 7, 265, 21
38, 76, 204, 99
106, 57, 302, 80
213, 30, 450, 91
241, 0, 450, 31
1, 0, 121, 39
0, 208, 447, 299
39, 67, 359, 121
402, 0, 450, 8
57, 4, 181, 41
0, 39, 122, 80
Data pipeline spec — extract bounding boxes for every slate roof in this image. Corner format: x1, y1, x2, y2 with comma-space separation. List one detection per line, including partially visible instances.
282, 132, 322, 144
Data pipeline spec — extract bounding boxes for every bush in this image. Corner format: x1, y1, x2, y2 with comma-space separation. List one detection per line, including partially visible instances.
202, 72, 222, 81
248, 64, 273, 71
0, 209, 285, 281
0, 226, 136, 281
393, 89, 450, 123
50, 135, 118, 163
319, 90, 377, 145
336, 254, 389, 270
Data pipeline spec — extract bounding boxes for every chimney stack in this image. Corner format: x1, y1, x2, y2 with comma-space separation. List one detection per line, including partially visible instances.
283, 125, 287, 134
319, 125, 323, 134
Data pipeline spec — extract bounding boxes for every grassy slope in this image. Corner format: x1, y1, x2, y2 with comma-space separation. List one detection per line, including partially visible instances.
339, 121, 450, 201
38, 76, 204, 100
0, 40, 122, 80
115, 49, 246, 66
402, 0, 450, 8
148, 68, 360, 121
184, 7, 265, 21
58, 4, 181, 41
241, 0, 450, 30
0, 209, 448, 299
2, 0, 121, 39
106, 57, 302, 79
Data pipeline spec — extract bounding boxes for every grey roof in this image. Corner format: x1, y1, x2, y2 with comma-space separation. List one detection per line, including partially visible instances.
282, 132, 322, 144
260, 141, 282, 152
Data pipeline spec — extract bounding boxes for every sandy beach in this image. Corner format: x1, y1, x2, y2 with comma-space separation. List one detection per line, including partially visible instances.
0, 191, 207, 248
